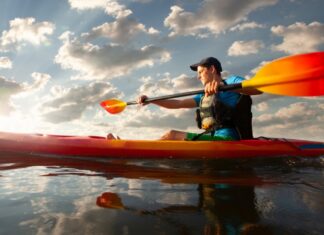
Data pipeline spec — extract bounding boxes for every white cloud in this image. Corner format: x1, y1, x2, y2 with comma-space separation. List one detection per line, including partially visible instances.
0, 73, 51, 114
271, 21, 324, 54
0, 57, 12, 69
253, 101, 324, 140
82, 17, 159, 44
0, 17, 55, 52
254, 102, 315, 126
131, 0, 151, 3
68, 0, 132, 19
277, 102, 313, 118
68, 0, 107, 10
255, 102, 269, 112
164, 0, 277, 37
228, 40, 264, 56
55, 31, 171, 80
39, 81, 122, 123
22, 72, 51, 92
252, 94, 281, 107
105, 1, 132, 18
0, 76, 22, 114
137, 73, 201, 97
230, 21, 265, 32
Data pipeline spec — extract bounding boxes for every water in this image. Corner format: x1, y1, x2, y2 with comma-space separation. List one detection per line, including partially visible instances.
0, 153, 323, 235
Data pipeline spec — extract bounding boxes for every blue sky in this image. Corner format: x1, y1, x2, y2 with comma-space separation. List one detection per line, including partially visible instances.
0, 0, 323, 140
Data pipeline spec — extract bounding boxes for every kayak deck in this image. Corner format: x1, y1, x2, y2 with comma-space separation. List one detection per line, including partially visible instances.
0, 132, 323, 159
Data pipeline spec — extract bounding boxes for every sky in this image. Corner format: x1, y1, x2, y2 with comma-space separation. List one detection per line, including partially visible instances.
0, 0, 323, 141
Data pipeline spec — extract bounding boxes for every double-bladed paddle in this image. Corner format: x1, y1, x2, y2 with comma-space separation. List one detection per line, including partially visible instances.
100, 51, 324, 114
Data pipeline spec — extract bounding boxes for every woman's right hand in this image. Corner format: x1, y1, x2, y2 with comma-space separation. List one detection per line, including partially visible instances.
137, 95, 148, 105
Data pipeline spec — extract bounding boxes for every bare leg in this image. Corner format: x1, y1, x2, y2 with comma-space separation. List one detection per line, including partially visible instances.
107, 133, 120, 140
159, 130, 187, 140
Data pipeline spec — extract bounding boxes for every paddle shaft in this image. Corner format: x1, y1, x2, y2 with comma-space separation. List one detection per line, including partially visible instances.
126, 83, 242, 105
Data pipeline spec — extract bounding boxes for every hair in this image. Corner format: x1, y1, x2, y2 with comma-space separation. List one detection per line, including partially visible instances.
204, 64, 221, 76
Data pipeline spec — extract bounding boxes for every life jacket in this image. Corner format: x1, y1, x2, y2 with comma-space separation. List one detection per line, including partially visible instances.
195, 94, 253, 140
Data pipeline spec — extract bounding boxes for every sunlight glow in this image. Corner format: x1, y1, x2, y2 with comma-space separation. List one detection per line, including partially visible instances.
0, 113, 41, 133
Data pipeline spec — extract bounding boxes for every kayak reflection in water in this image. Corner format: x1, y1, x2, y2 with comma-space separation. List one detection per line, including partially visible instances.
96, 184, 273, 234
107, 57, 261, 141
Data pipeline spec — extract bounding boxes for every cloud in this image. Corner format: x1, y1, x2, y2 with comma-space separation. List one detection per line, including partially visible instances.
0, 17, 55, 52
82, 17, 159, 44
137, 73, 201, 96
55, 32, 171, 80
230, 21, 265, 32
0, 76, 22, 114
254, 102, 269, 112
228, 40, 265, 56
164, 0, 277, 37
22, 72, 51, 92
68, 0, 107, 10
0, 57, 12, 69
105, 1, 132, 18
0, 74, 50, 114
39, 81, 122, 123
253, 101, 324, 140
275, 102, 316, 120
131, 0, 151, 3
271, 21, 324, 54
252, 93, 280, 106
68, 0, 132, 19
248, 60, 270, 77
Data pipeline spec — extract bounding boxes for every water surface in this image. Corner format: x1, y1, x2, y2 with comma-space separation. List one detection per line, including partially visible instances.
0, 153, 323, 235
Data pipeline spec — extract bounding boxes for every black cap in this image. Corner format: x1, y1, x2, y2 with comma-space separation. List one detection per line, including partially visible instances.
190, 57, 222, 73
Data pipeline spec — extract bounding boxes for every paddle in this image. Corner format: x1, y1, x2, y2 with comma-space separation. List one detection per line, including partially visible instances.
101, 51, 324, 114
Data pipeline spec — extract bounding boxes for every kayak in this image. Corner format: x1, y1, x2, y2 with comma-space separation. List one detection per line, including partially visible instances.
0, 131, 323, 159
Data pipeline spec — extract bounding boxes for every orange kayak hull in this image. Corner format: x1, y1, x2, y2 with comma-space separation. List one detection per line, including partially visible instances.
0, 131, 323, 159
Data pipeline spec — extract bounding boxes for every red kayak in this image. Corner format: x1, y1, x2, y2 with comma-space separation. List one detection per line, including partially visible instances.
0, 131, 323, 159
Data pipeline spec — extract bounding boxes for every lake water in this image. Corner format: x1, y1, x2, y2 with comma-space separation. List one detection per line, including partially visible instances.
0, 153, 323, 235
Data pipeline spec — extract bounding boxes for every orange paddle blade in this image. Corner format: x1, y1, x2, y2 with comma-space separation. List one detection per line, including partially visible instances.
100, 99, 127, 114
243, 51, 324, 96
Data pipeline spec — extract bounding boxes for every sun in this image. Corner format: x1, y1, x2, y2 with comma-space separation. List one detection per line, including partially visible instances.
0, 113, 40, 133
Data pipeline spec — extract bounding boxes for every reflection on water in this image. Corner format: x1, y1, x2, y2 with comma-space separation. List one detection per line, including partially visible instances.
0, 153, 323, 235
